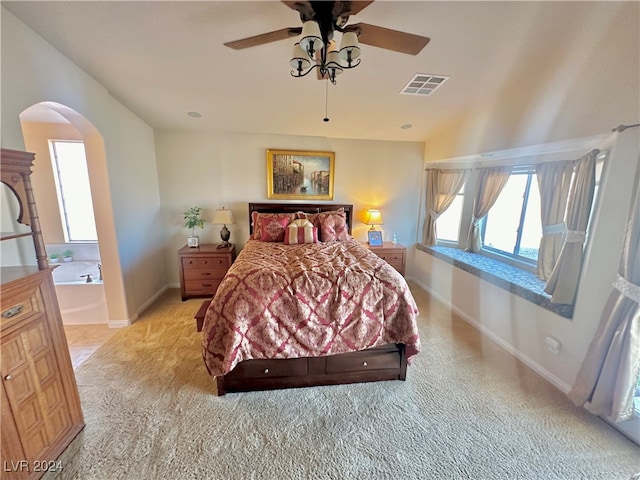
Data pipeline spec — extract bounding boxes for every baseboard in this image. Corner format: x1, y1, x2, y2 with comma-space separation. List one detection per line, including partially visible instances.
409, 277, 571, 394
107, 285, 170, 328
108, 319, 130, 328
134, 284, 169, 319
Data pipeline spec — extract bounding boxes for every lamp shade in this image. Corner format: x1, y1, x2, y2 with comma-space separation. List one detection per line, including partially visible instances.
364, 209, 383, 226
212, 208, 235, 225
290, 42, 311, 70
339, 31, 361, 65
299, 20, 323, 55
327, 50, 344, 69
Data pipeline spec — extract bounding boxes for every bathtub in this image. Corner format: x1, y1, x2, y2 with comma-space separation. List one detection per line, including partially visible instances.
52, 260, 108, 325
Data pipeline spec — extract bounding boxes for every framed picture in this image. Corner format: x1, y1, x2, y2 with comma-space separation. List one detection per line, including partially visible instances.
267, 149, 335, 200
368, 230, 383, 247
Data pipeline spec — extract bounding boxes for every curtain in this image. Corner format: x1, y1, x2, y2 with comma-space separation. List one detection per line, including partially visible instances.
536, 161, 574, 280
544, 150, 598, 304
423, 169, 468, 245
465, 167, 511, 252
568, 158, 640, 422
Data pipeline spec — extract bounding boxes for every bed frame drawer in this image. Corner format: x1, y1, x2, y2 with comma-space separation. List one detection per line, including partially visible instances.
229, 357, 308, 378
216, 344, 407, 395
325, 345, 402, 374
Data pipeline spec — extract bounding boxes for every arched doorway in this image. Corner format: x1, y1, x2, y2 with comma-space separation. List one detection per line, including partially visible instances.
19, 101, 128, 328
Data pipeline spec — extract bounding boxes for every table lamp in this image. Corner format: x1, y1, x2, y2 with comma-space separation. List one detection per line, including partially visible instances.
363, 209, 384, 231
212, 207, 235, 248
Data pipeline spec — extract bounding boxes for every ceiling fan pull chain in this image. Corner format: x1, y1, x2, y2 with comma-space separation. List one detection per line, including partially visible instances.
323, 80, 330, 123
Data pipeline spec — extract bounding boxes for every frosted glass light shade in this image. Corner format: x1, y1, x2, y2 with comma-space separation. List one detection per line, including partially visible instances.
300, 21, 323, 54
212, 208, 235, 225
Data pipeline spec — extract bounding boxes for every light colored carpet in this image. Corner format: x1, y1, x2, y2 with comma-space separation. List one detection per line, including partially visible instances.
47, 284, 639, 480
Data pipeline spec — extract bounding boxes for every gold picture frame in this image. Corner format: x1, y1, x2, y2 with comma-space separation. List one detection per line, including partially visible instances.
266, 149, 335, 200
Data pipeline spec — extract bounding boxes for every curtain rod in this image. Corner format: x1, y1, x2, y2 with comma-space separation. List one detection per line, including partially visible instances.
424, 133, 615, 171
612, 123, 640, 132
424, 148, 603, 171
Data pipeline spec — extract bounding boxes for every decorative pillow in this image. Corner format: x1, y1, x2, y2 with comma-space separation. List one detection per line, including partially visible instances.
315, 209, 348, 242
251, 212, 294, 242
294, 211, 318, 225
284, 219, 318, 245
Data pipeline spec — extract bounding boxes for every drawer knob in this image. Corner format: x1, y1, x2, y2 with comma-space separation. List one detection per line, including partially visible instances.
4, 374, 13, 381
362, 361, 368, 367
264, 368, 269, 374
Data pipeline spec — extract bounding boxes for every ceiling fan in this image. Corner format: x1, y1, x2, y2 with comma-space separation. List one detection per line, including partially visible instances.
224, 1, 430, 82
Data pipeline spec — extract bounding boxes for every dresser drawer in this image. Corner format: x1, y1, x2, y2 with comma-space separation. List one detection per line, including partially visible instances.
377, 251, 404, 263
386, 261, 404, 273
1, 284, 44, 329
182, 256, 231, 269
184, 280, 222, 296
183, 268, 228, 281
325, 347, 401, 374
179, 244, 235, 301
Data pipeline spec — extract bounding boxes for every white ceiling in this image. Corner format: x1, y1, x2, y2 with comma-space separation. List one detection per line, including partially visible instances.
4, 1, 633, 142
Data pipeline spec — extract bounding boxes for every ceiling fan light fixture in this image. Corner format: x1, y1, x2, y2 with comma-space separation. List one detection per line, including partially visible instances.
339, 32, 361, 66
299, 20, 323, 56
326, 50, 344, 78
290, 42, 311, 70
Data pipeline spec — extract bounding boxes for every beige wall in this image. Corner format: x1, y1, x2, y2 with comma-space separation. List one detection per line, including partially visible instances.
1, 8, 165, 324
423, 2, 639, 161
155, 130, 425, 286
412, 1, 640, 400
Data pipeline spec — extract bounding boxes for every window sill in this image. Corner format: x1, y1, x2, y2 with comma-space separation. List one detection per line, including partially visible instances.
416, 244, 574, 319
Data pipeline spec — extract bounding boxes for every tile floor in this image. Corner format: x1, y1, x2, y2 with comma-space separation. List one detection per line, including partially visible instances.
63, 324, 120, 369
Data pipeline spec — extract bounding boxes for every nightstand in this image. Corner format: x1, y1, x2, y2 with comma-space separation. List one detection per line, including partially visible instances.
366, 242, 406, 276
178, 244, 235, 301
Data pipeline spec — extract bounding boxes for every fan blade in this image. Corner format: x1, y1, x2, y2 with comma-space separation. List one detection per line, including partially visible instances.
337, 1, 374, 16
224, 27, 302, 50
348, 23, 430, 55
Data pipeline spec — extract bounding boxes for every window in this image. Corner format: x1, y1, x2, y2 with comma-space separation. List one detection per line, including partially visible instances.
435, 184, 465, 242
49, 140, 97, 242
481, 170, 541, 264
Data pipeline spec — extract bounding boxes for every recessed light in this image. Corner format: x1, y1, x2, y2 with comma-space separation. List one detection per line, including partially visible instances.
187, 111, 202, 118
400, 124, 413, 130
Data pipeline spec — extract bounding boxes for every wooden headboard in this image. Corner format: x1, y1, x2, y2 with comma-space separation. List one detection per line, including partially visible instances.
248, 203, 354, 235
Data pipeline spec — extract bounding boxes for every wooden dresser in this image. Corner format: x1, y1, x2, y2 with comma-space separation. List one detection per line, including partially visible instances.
1, 148, 84, 479
178, 244, 235, 300
366, 242, 406, 276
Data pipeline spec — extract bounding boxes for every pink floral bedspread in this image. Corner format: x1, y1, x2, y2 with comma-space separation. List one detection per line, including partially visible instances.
201, 237, 420, 377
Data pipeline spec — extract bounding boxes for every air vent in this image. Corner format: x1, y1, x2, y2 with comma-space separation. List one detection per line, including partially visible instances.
400, 74, 449, 96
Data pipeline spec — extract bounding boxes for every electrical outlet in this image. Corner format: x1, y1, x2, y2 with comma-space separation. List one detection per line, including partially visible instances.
545, 336, 561, 354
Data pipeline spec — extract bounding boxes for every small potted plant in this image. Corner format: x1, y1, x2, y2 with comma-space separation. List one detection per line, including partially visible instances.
49, 252, 60, 264
62, 249, 74, 262
184, 206, 205, 247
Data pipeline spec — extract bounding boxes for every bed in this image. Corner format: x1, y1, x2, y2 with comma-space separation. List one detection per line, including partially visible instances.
201, 202, 420, 395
